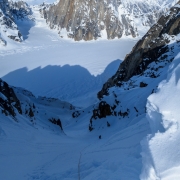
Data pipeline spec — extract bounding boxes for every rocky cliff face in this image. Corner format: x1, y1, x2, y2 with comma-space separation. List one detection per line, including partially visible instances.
41, 0, 176, 41
0, 0, 32, 46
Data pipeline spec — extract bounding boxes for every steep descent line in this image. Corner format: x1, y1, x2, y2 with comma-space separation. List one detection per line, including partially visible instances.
78, 145, 90, 180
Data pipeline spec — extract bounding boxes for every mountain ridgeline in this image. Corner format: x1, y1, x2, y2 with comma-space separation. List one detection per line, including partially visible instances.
40, 0, 176, 41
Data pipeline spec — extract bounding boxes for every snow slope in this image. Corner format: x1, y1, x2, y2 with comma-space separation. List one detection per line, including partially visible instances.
0, 77, 151, 180
3, 48, 180, 180
2, 41, 180, 179
0, 77, 150, 180
141, 52, 180, 180
0, 110, 150, 180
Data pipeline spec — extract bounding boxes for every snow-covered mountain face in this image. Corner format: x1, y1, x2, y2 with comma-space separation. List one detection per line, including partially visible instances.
0, 0, 33, 45
1, 1, 180, 179
40, 0, 177, 41
0, 78, 75, 132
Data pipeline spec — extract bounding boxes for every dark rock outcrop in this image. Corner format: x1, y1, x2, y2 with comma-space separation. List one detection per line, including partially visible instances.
49, 118, 63, 130
0, 79, 22, 118
140, 82, 148, 88
92, 101, 112, 119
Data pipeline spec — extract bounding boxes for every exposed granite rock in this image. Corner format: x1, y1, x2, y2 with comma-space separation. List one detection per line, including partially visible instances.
98, 1, 180, 98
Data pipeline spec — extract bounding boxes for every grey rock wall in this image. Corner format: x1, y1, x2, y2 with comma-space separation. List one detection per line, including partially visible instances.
41, 0, 176, 41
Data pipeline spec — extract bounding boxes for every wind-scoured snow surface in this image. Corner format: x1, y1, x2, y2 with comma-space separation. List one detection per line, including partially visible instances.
141, 52, 180, 180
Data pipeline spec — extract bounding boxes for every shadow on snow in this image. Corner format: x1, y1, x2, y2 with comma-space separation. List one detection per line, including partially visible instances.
2, 59, 122, 106
16, 19, 35, 40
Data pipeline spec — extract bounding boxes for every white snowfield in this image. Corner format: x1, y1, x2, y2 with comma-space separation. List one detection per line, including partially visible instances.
0, 5, 139, 107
